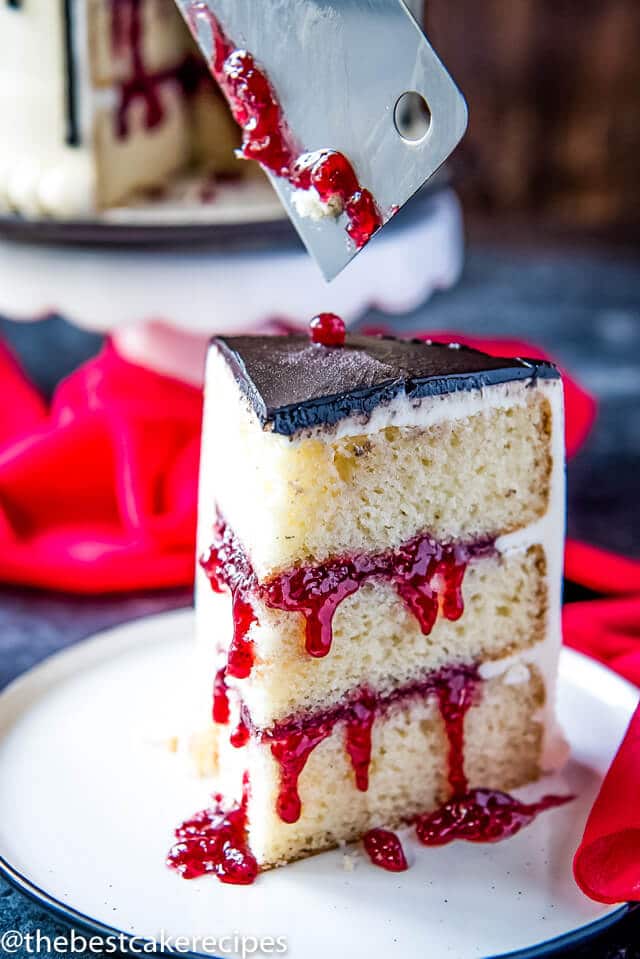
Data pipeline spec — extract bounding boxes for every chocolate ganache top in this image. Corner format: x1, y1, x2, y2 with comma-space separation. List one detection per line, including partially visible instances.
211, 333, 559, 436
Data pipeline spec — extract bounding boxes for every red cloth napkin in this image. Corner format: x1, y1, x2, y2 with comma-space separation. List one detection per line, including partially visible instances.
0, 328, 637, 904
565, 598, 640, 688
565, 540, 640, 596
0, 341, 201, 592
572, 703, 640, 904
564, 587, 640, 902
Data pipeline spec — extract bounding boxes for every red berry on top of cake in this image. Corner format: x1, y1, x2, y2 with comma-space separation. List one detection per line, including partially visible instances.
182, 323, 568, 876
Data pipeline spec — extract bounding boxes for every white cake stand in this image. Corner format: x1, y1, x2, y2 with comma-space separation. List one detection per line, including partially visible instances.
0, 184, 463, 384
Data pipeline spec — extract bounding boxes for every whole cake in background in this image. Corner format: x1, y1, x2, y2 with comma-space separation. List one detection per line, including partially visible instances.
0, 0, 250, 218
175, 320, 569, 880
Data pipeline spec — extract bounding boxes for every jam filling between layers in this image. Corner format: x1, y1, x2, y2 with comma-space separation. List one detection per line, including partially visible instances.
213, 662, 481, 819
185, 1, 383, 248
257, 666, 481, 825
169, 665, 482, 882
201, 511, 495, 678
109, 0, 209, 140
200, 512, 499, 827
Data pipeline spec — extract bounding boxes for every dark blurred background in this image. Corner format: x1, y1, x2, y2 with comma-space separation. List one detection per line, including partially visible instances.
427, 0, 640, 232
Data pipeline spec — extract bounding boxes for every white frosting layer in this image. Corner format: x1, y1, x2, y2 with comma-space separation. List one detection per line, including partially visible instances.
492, 377, 567, 772
285, 373, 560, 445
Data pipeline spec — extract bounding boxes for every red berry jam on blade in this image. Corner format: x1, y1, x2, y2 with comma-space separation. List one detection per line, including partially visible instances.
186, 4, 381, 249
363, 828, 408, 872
292, 151, 382, 248
309, 313, 346, 347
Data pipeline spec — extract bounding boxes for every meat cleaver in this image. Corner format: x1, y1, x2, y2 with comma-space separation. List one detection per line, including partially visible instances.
175, 0, 468, 280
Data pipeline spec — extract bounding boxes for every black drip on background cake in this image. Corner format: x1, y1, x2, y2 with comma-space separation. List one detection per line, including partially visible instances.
170, 317, 568, 883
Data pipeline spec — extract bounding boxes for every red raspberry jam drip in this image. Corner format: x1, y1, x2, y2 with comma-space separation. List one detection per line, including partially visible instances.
363, 828, 408, 872
291, 151, 382, 248
110, 0, 135, 55
202, 512, 488, 703
263, 665, 479, 824
186, 3, 296, 176
185, 3, 382, 248
269, 722, 334, 824
309, 313, 346, 347
262, 533, 486, 661
229, 702, 251, 749
228, 593, 257, 679
112, 0, 163, 135
415, 789, 574, 846
212, 667, 230, 724
213, 667, 251, 747
264, 561, 360, 658
167, 789, 257, 885
200, 520, 257, 680
345, 695, 376, 792
435, 665, 480, 795
230, 712, 251, 749
345, 189, 382, 248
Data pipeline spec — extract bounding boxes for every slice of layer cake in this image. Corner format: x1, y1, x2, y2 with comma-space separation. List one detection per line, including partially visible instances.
183, 319, 567, 877
0, 0, 246, 217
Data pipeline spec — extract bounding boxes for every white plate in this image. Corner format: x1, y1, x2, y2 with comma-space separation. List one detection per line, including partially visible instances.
0, 610, 634, 959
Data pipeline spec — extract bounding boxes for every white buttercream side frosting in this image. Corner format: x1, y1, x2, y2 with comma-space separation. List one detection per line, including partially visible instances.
0, 2, 97, 218
494, 378, 567, 772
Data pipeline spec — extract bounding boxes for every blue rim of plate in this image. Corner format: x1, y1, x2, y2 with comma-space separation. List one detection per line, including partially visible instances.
0, 853, 631, 959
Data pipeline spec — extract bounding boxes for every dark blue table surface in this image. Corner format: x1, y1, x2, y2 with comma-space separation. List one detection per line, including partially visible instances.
1, 238, 639, 958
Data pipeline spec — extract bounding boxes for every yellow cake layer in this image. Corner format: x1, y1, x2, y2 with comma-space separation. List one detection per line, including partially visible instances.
200, 354, 559, 580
